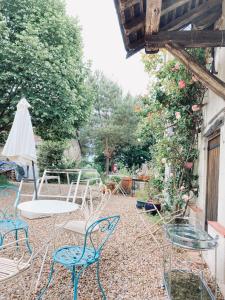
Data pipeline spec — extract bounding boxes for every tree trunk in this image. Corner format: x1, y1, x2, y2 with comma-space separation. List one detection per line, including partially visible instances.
105, 156, 110, 175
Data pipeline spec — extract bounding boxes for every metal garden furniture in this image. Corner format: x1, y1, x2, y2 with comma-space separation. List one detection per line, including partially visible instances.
163, 221, 218, 300
17, 199, 80, 290
58, 185, 111, 236
0, 184, 32, 253
0, 237, 35, 299
37, 215, 120, 300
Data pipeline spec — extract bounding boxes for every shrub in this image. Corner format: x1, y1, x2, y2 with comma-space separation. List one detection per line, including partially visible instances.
38, 140, 68, 173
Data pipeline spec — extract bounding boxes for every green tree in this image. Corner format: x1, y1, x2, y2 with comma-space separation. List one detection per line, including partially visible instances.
0, 0, 91, 142
80, 72, 143, 174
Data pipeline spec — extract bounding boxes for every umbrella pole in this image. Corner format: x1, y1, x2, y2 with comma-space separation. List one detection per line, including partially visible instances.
32, 161, 38, 200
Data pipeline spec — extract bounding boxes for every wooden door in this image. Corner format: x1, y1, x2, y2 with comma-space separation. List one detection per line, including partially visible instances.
206, 133, 220, 225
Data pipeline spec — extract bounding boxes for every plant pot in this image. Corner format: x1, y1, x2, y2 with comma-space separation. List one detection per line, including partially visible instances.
106, 182, 116, 192
138, 175, 150, 181
121, 176, 132, 193
136, 200, 146, 209
144, 202, 161, 215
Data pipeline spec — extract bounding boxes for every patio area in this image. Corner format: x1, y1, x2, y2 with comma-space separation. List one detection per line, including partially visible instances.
1, 183, 223, 300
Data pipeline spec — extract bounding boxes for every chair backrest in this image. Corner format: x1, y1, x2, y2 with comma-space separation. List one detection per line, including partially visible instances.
85, 186, 111, 226
83, 215, 120, 258
0, 184, 20, 218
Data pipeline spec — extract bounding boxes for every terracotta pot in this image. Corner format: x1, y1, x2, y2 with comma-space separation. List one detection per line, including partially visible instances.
106, 182, 116, 192
121, 176, 132, 193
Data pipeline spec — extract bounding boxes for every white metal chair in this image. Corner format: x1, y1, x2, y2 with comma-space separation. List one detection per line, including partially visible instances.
0, 237, 35, 299
56, 185, 111, 236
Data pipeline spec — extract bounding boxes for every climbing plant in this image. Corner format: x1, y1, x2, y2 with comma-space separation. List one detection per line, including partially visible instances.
140, 49, 206, 210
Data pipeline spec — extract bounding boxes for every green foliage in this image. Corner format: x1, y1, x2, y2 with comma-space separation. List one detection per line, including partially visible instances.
141, 49, 206, 210
0, 0, 92, 142
38, 140, 69, 173
80, 71, 151, 172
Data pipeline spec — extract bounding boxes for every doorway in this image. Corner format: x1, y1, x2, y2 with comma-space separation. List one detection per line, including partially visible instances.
206, 132, 220, 227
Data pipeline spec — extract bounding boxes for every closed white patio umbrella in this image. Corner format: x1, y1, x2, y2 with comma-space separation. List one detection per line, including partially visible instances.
2, 97, 38, 198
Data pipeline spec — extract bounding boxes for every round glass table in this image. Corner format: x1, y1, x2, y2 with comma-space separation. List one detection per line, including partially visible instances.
163, 222, 218, 300
18, 200, 79, 217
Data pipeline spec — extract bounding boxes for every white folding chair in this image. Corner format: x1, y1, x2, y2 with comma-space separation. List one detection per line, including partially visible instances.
0, 237, 35, 300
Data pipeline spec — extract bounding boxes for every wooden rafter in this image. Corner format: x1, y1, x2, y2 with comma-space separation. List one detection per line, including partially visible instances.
146, 0, 162, 36
165, 43, 225, 101
161, 0, 191, 17
161, 0, 222, 31
146, 30, 225, 49
145, 0, 162, 52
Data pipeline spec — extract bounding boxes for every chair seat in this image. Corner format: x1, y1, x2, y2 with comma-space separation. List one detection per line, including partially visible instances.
0, 218, 28, 234
53, 245, 99, 267
0, 257, 29, 282
56, 220, 99, 235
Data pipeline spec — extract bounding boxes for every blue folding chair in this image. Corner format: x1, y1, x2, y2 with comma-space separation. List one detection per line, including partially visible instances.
0, 184, 32, 253
37, 215, 120, 300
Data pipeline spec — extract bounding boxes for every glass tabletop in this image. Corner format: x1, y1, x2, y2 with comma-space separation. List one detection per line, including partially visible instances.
165, 223, 218, 250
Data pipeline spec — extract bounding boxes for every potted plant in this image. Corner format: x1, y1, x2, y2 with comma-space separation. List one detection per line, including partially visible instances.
136, 190, 148, 209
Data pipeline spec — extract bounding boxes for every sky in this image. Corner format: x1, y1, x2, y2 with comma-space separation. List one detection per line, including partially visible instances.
66, 0, 149, 96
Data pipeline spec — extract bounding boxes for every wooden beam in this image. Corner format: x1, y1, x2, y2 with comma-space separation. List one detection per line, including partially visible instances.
124, 15, 145, 34
161, 0, 222, 31
165, 43, 225, 101
161, 0, 191, 17
146, 0, 162, 36
146, 30, 225, 48
120, 0, 142, 10
193, 11, 221, 30
145, 0, 162, 53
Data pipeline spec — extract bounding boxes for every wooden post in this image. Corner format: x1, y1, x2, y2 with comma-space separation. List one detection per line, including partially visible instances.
145, 0, 162, 53
165, 43, 225, 101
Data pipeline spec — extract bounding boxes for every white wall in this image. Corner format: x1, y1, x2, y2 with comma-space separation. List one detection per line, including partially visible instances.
197, 2, 225, 294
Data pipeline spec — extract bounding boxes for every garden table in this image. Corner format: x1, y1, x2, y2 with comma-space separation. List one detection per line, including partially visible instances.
17, 200, 79, 290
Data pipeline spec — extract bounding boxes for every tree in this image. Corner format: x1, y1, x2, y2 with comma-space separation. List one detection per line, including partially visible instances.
0, 0, 91, 142
80, 72, 142, 174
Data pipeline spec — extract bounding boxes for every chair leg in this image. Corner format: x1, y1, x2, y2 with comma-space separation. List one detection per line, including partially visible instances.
72, 267, 79, 300
96, 260, 106, 299
23, 227, 32, 254
36, 262, 55, 300
15, 229, 19, 247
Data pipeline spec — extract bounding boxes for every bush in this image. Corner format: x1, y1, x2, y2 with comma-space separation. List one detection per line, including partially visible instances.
38, 140, 68, 173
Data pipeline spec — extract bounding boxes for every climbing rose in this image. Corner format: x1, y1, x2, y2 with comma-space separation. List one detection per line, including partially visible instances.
182, 194, 189, 202
192, 104, 200, 112
192, 75, 198, 82
180, 186, 185, 191
175, 63, 180, 70
178, 80, 186, 89
175, 112, 181, 120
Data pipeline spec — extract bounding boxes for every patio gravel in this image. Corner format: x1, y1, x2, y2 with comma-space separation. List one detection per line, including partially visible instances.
1, 184, 224, 300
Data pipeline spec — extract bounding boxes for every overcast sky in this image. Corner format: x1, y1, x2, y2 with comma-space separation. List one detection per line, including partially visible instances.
66, 0, 149, 96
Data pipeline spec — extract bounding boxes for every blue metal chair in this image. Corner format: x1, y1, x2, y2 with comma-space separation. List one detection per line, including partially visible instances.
0, 184, 32, 253
37, 215, 120, 300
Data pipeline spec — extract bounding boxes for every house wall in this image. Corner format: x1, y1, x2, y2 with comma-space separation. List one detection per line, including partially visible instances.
194, 1, 225, 295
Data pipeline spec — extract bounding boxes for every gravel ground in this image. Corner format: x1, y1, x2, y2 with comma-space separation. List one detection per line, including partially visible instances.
0, 183, 224, 300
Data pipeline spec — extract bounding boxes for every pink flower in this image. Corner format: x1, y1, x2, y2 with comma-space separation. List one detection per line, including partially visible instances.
180, 186, 185, 191
175, 112, 181, 120
175, 63, 180, 70
171, 63, 180, 72
178, 80, 186, 89
170, 173, 174, 177
182, 194, 189, 202
192, 105, 200, 112
192, 75, 198, 82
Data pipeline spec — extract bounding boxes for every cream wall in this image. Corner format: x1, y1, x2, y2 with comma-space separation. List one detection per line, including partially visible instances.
196, 2, 225, 294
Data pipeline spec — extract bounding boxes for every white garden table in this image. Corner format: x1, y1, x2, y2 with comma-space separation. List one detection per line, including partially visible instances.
17, 200, 79, 290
